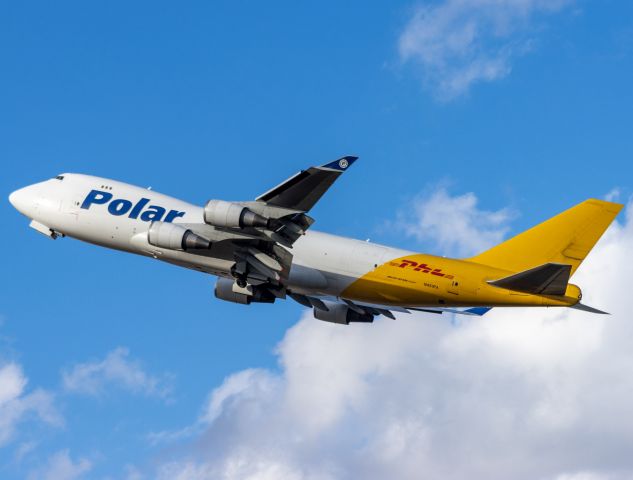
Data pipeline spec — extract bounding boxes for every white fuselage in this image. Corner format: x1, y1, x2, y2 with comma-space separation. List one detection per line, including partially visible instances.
9, 173, 411, 297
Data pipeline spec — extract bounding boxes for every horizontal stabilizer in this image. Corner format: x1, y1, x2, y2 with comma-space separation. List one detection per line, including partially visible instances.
488, 263, 572, 295
570, 303, 609, 315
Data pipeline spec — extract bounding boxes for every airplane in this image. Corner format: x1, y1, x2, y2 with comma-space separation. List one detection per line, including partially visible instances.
8, 157, 623, 324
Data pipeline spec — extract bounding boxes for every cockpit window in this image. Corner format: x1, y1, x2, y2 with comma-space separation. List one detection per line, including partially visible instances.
55, 175, 65, 180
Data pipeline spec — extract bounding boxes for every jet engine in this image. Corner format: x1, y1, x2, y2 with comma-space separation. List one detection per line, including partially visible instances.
214, 277, 276, 304
204, 200, 269, 229
147, 221, 211, 251
313, 302, 374, 325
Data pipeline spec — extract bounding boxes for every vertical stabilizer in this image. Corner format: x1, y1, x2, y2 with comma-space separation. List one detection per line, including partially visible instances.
469, 199, 623, 275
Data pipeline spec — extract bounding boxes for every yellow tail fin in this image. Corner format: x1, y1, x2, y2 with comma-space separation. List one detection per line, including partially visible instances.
469, 199, 623, 275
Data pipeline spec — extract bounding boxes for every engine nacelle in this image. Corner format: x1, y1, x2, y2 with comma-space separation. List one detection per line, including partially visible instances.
147, 221, 211, 251
204, 200, 269, 229
313, 302, 374, 325
214, 277, 276, 305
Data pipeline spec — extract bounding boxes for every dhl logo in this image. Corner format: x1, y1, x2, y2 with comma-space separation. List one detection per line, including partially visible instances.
390, 259, 454, 279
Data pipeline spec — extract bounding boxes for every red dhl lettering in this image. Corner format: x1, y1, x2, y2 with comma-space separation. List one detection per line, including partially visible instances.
390, 259, 454, 280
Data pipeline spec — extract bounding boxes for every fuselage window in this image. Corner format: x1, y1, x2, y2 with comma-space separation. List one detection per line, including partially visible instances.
55, 175, 65, 180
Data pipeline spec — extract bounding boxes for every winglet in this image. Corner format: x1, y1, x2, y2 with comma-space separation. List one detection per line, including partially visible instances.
320, 156, 358, 172
257, 156, 359, 211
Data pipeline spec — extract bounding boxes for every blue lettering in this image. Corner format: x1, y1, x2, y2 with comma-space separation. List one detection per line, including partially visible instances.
79, 189, 185, 222
108, 198, 133, 216
128, 198, 150, 219
80, 190, 113, 210
164, 210, 186, 222
140, 205, 166, 222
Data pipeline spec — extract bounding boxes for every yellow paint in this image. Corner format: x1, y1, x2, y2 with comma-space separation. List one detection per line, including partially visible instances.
342, 199, 623, 309
469, 199, 623, 276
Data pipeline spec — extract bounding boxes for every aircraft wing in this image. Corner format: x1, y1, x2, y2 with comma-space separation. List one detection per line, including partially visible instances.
197, 156, 358, 249
288, 293, 492, 322
182, 156, 359, 294
256, 156, 358, 211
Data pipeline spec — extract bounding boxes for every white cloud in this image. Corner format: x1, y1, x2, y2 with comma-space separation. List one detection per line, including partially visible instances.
0, 362, 62, 447
125, 464, 146, 480
394, 186, 514, 256
398, 0, 574, 99
27, 449, 92, 480
553, 473, 615, 480
62, 347, 172, 400
605, 188, 622, 202
148, 369, 278, 447
144, 193, 633, 480
15, 441, 38, 462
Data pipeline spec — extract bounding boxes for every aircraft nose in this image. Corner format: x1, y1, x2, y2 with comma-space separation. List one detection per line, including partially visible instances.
9, 186, 34, 216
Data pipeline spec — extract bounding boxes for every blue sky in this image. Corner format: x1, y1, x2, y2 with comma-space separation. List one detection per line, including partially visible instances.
1, 1, 633, 479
